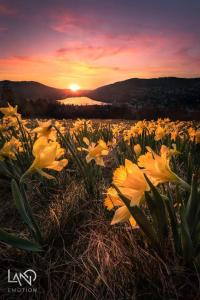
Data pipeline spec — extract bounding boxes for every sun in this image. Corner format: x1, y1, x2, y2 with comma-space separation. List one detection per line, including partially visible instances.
69, 83, 80, 92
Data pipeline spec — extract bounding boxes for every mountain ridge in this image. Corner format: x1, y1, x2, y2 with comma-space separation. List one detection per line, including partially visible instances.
0, 77, 200, 111
93, 77, 200, 91
88, 77, 200, 105
0, 80, 70, 102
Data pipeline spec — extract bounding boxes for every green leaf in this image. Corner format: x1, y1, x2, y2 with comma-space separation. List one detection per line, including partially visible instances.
131, 205, 161, 250
165, 193, 180, 253
180, 209, 194, 263
186, 174, 200, 235
0, 228, 41, 252
0, 161, 12, 178
36, 168, 55, 180
144, 192, 165, 245
11, 179, 35, 233
112, 184, 160, 250
144, 174, 169, 240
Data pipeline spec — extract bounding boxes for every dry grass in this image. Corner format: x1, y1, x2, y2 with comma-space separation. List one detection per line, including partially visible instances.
0, 169, 200, 300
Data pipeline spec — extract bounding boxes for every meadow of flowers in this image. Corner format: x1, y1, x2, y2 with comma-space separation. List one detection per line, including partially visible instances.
0, 103, 200, 299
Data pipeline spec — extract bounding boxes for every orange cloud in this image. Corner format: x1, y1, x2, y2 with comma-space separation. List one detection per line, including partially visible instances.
2, 50, 199, 91
56, 44, 123, 61
0, 29, 200, 89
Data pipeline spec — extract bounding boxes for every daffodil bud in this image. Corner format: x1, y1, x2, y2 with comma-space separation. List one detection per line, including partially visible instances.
133, 144, 141, 156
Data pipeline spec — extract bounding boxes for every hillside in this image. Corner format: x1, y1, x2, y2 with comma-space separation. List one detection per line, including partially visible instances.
0, 77, 200, 119
0, 80, 70, 103
1, 78, 200, 109
88, 77, 200, 110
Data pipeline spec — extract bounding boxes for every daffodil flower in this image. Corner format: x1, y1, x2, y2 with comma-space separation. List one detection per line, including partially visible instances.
133, 144, 141, 157
104, 187, 136, 227
0, 103, 19, 117
54, 121, 66, 135
171, 130, 178, 141
188, 128, 200, 143
22, 137, 68, 180
138, 145, 190, 189
154, 126, 166, 141
0, 137, 23, 160
79, 137, 109, 166
71, 119, 92, 133
113, 159, 150, 206
32, 120, 56, 140
188, 127, 196, 141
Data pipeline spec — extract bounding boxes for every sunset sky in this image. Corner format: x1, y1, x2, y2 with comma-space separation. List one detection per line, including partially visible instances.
0, 0, 200, 89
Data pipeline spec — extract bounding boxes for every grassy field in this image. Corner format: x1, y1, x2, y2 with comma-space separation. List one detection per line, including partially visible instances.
0, 104, 200, 299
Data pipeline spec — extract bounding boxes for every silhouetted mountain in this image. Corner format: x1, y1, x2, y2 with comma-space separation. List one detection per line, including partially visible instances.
0, 78, 200, 119
0, 80, 83, 103
88, 77, 200, 110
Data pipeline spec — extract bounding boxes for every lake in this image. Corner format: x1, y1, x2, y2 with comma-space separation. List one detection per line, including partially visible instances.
58, 96, 110, 106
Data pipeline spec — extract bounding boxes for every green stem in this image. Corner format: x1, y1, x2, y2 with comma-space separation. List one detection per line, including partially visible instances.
175, 174, 191, 191
20, 182, 43, 244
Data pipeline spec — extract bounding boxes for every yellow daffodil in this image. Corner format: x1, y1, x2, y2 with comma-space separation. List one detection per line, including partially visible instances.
32, 120, 56, 140
154, 126, 165, 141
0, 137, 22, 160
79, 137, 109, 166
71, 119, 92, 133
188, 127, 196, 141
133, 144, 142, 157
54, 121, 66, 135
112, 126, 120, 137
2, 115, 21, 128
188, 128, 200, 144
123, 123, 143, 143
0, 103, 18, 117
104, 187, 136, 227
113, 159, 150, 206
23, 137, 68, 179
138, 145, 180, 185
171, 130, 178, 141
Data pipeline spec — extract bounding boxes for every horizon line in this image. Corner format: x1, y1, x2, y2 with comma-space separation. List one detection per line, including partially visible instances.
1, 75, 200, 90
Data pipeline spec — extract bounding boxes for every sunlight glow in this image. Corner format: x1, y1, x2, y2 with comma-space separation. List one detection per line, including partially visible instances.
69, 83, 80, 92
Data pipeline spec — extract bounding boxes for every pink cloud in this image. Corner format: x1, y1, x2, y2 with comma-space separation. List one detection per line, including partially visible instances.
56, 43, 123, 61
0, 55, 46, 66
172, 47, 200, 66
51, 29, 200, 77
0, 26, 200, 88
0, 26, 7, 32
0, 4, 17, 15
50, 11, 93, 33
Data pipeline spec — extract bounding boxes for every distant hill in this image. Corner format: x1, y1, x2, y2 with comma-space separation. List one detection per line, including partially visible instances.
88, 77, 200, 110
0, 77, 200, 119
0, 80, 74, 103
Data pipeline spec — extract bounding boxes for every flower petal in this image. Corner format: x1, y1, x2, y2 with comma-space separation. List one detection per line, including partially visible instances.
111, 206, 130, 225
